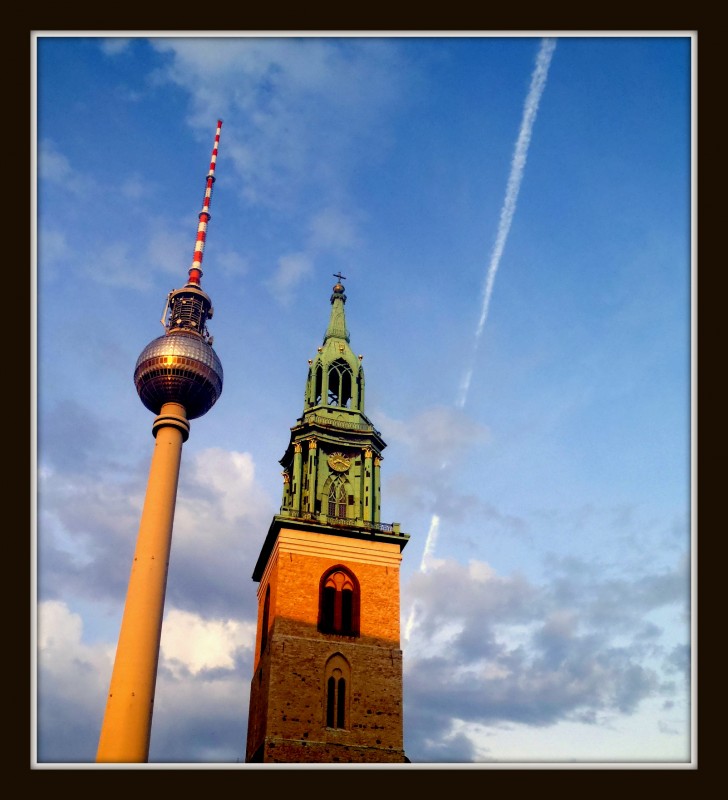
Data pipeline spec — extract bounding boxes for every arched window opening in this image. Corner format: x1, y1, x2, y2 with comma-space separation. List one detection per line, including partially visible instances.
326, 673, 348, 728
326, 676, 336, 727
322, 584, 335, 630
314, 365, 322, 405
324, 655, 350, 730
327, 360, 352, 407
260, 585, 270, 656
318, 567, 360, 636
328, 476, 347, 518
341, 586, 353, 626
355, 371, 363, 409
337, 678, 346, 728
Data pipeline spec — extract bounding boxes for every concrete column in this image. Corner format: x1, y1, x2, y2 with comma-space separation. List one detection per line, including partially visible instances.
96, 402, 189, 763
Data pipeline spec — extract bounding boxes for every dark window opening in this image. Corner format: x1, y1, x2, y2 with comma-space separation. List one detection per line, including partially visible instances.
315, 366, 322, 405
326, 673, 347, 729
322, 586, 336, 631
318, 568, 360, 636
326, 677, 336, 727
341, 589, 353, 630
328, 477, 347, 518
327, 360, 353, 407
337, 678, 346, 728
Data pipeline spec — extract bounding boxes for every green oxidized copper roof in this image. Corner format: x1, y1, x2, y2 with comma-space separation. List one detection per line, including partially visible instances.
301, 275, 363, 413
323, 280, 350, 343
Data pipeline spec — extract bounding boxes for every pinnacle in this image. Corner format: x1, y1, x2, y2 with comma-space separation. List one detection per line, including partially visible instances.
324, 282, 350, 344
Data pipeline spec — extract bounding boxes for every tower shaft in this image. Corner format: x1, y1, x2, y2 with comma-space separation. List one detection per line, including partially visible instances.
97, 120, 224, 763
96, 404, 189, 763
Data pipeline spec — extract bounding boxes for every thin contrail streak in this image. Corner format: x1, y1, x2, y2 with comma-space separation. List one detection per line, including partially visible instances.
457, 37, 557, 410
405, 38, 556, 643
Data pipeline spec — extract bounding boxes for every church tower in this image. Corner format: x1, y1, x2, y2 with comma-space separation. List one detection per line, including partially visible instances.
245, 275, 410, 763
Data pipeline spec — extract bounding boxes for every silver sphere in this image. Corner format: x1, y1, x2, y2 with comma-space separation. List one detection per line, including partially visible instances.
134, 331, 223, 420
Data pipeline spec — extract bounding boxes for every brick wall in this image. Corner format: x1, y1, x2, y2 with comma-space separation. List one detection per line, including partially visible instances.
246, 528, 406, 763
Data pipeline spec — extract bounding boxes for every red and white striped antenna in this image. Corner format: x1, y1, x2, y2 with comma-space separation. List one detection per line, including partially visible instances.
187, 119, 223, 286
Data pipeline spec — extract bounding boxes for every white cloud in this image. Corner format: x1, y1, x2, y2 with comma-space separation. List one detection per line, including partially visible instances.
145, 222, 191, 277
265, 251, 313, 303
149, 38, 409, 210
38, 140, 90, 196
36, 600, 114, 762
78, 240, 153, 290
307, 206, 360, 251
215, 248, 249, 280
99, 38, 133, 57
180, 447, 269, 525
39, 140, 73, 183
161, 608, 255, 677
401, 552, 690, 762
380, 405, 489, 468
35, 600, 254, 763
38, 228, 70, 275
38, 599, 84, 652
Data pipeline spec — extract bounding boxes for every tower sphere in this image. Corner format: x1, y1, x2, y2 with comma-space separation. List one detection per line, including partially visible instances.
134, 331, 223, 420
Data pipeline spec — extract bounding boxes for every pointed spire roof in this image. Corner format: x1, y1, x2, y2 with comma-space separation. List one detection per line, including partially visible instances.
324, 272, 350, 343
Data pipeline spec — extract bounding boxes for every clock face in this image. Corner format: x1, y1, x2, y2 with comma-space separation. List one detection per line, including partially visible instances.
328, 453, 351, 472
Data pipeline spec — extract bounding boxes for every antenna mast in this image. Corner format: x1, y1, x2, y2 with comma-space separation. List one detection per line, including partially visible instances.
188, 119, 223, 286
158, 120, 224, 343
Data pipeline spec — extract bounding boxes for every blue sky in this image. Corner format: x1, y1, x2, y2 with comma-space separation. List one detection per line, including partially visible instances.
33, 33, 693, 766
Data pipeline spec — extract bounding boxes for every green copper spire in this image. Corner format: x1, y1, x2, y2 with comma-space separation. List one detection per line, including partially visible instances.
304, 274, 363, 413
324, 272, 350, 343
251, 272, 408, 584
250, 273, 409, 575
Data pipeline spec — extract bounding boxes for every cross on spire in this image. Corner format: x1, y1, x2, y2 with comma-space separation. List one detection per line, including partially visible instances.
333, 272, 347, 283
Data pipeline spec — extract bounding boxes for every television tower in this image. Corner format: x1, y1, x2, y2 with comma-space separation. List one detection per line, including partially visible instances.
96, 121, 224, 763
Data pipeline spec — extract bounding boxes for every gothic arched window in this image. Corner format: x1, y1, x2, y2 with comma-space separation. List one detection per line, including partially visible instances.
318, 566, 360, 637
328, 476, 347, 519
314, 365, 323, 405
355, 368, 364, 410
327, 359, 352, 407
324, 653, 351, 729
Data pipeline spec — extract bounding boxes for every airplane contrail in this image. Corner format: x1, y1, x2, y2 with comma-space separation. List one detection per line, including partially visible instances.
457, 37, 557, 410
405, 38, 556, 643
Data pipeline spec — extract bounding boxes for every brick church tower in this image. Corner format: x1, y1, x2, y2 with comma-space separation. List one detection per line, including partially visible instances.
245, 275, 410, 763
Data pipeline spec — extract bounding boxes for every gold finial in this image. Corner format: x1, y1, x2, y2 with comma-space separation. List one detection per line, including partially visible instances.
332, 271, 347, 293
